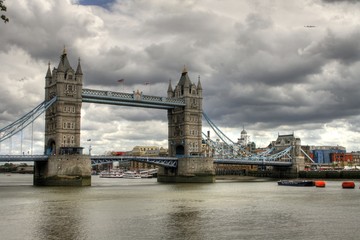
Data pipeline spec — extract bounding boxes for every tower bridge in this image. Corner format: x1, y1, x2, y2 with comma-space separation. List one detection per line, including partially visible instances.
0, 49, 305, 186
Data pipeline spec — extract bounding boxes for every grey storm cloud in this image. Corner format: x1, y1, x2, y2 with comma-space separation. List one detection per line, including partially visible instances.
1, 0, 360, 153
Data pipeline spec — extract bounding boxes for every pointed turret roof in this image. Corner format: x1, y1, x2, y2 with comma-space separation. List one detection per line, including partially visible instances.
167, 79, 173, 92
76, 58, 83, 75
46, 62, 52, 78
197, 75, 202, 90
57, 47, 73, 72
177, 65, 192, 87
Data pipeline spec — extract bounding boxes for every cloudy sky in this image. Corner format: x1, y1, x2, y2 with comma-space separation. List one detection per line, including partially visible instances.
1, 0, 360, 155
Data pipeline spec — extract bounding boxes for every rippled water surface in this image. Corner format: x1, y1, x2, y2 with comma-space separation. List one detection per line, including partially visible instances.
0, 174, 359, 240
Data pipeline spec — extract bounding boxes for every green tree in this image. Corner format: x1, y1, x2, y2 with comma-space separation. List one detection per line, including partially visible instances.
1, 0, 9, 23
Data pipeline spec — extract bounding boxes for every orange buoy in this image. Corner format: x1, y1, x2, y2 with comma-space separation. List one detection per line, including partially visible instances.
315, 181, 326, 188
342, 181, 355, 189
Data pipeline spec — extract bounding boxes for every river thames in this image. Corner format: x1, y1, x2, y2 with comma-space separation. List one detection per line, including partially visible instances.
0, 174, 359, 240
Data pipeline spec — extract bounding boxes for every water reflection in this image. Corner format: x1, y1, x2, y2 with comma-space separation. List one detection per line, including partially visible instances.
1, 175, 360, 240
166, 201, 202, 240
33, 188, 88, 240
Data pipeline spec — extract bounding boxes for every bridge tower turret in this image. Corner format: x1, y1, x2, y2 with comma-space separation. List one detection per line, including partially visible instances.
167, 67, 203, 157
158, 67, 215, 183
35, 48, 91, 186
272, 133, 306, 178
44, 48, 83, 155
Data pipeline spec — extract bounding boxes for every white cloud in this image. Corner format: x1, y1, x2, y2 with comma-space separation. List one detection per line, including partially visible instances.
1, 0, 360, 155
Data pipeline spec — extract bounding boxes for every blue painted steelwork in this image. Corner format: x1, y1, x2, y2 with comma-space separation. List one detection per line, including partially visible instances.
0, 154, 178, 168
0, 88, 293, 168
82, 89, 185, 109
0, 151, 291, 167
202, 112, 235, 146
257, 147, 275, 156
0, 97, 57, 142
90, 155, 178, 168
214, 146, 293, 166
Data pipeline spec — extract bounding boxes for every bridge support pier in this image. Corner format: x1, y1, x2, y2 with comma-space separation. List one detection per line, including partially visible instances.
34, 155, 91, 186
271, 166, 298, 178
272, 155, 306, 179
157, 157, 215, 183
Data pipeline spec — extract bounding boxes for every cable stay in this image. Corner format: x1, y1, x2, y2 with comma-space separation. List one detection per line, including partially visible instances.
202, 112, 294, 163
257, 147, 275, 156
241, 146, 292, 162
0, 97, 57, 142
202, 112, 249, 158
202, 112, 235, 146
202, 132, 226, 155
300, 148, 317, 165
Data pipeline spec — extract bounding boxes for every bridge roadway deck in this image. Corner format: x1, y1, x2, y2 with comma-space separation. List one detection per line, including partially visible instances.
214, 158, 293, 167
82, 89, 186, 109
0, 155, 178, 168
0, 155, 293, 167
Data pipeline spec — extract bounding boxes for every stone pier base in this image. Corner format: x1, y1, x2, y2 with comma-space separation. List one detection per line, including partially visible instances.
34, 155, 91, 186
157, 157, 215, 183
271, 167, 299, 179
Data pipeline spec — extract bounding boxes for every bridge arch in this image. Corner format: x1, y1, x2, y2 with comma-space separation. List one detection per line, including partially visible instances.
46, 139, 56, 155
175, 145, 185, 156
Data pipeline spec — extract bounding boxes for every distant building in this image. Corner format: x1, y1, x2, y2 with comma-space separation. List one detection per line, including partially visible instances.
202, 139, 214, 157
351, 152, 360, 166
330, 152, 353, 167
128, 146, 168, 170
237, 127, 256, 154
300, 145, 346, 164
238, 127, 249, 147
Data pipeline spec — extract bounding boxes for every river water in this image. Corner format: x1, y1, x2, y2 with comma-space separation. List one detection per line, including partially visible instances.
0, 174, 359, 240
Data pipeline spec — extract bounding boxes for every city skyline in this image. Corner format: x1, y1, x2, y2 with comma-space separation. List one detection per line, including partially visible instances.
1, 0, 360, 154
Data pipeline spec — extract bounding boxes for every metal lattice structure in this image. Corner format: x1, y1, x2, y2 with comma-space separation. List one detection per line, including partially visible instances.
0, 154, 178, 168
0, 91, 294, 168
213, 146, 293, 166
90, 155, 178, 168
202, 112, 294, 165
82, 88, 185, 109
0, 97, 57, 143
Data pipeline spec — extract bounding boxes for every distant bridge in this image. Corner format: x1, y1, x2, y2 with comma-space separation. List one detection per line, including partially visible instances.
0, 153, 293, 168
0, 155, 178, 168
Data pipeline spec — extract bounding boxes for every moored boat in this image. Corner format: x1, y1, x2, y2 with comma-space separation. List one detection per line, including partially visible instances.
139, 170, 153, 178
342, 181, 355, 189
99, 170, 124, 178
123, 171, 141, 179
314, 181, 326, 188
278, 180, 315, 187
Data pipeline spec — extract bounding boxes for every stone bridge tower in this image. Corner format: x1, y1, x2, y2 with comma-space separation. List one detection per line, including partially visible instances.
272, 133, 306, 178
44, 48, 83, 155
34, 49, 91, 186
158, 67, 215, 182
167, 67, 203, 157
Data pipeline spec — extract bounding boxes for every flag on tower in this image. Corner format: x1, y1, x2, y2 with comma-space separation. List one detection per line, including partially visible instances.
117, 79, 124, 83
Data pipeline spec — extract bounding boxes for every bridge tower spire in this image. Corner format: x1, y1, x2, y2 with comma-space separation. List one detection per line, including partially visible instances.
35, 49, 91, 186
160, 67, 215, 182
168, 67, 202, 156
44, 49, 83, 155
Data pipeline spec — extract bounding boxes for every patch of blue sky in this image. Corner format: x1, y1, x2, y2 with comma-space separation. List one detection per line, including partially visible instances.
78, 0, 116, 8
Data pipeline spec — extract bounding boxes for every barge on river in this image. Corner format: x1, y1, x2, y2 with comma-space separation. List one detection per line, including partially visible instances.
278, 180, 315, 187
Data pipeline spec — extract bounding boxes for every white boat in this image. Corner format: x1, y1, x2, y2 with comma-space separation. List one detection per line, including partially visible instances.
139, 170, 153, 178
123, 171, 141, 179
99, 170, 124, 178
